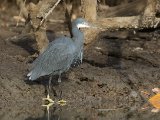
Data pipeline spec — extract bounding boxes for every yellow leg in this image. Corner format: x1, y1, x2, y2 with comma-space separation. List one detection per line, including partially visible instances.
42, 76, 54, 105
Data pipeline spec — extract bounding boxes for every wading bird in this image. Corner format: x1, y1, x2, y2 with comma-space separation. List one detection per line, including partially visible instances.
27, 18, 94, 102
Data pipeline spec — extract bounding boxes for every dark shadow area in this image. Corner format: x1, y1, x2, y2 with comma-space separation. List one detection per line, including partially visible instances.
84, 30, 140, 95
138, 27, 160, 33
105, 38, 123, 69
100, 30, 144, 102
10, 35, 37, 55
83, 58, 106, 68
46, 30, 56, 42
9, 30, 56, 55
84, 30, 125, 68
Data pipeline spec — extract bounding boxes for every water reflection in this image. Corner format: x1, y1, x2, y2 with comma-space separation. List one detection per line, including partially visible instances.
1, 101, 160, 120
25, 106, 60, 120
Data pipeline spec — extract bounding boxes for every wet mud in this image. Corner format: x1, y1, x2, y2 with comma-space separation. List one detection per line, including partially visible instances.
0, 6, 160, 120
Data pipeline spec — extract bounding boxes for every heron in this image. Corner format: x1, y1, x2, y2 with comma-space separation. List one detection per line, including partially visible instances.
27, 18, 94, 102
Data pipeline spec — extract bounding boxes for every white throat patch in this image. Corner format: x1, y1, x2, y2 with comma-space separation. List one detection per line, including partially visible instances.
77, 23, 90, 29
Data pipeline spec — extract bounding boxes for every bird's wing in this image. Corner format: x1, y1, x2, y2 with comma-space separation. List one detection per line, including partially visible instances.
29, 41, 75, 80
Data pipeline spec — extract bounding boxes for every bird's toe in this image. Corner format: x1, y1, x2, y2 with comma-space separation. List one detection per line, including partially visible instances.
42, 94, 54, 103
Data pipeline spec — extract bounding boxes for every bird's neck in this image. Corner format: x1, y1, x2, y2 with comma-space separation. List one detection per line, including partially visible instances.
71, 26, 84, 43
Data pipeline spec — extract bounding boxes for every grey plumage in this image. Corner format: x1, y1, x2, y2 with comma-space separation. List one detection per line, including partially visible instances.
27, 18, 91, 81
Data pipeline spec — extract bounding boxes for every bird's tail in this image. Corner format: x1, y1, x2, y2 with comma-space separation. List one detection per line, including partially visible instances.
27, 68, 46, 81
27, 70, 39, 81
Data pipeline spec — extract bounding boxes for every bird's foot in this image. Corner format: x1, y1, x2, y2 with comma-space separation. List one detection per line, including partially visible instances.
42, 102, 54, 111
57, 99, 67, 106
42, 94, 54, 103
42, 94, 67, 108
42, 94, 54, 111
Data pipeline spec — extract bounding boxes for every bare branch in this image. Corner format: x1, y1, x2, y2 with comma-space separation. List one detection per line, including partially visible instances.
38, 0, 62, 26
94, 0, 160, 30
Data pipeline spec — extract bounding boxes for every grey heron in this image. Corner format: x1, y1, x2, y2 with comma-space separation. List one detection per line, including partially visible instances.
27, 18, 93, 102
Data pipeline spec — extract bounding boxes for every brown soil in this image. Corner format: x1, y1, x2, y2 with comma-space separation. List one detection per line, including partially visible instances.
0, 5, 160, 120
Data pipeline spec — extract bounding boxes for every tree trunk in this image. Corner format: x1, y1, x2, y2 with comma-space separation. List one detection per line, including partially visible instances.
71, 0, 81, 20
25, 0, 61, 54
101, 0, 106, 5
16, 0, 28, 19
81, 0, 97, 21
139, 0, 157, 28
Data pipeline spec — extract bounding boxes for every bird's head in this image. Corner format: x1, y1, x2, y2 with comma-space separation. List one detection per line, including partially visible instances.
72, 18, 94, 29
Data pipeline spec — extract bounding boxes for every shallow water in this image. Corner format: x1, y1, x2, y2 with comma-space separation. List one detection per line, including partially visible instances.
1, 96, 160, 120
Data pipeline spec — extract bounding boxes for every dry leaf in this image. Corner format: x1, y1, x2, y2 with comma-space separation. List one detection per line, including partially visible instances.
149, 94, 160, 109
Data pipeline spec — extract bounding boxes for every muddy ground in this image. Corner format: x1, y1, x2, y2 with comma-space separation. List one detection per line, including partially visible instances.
0, 5, 160, 120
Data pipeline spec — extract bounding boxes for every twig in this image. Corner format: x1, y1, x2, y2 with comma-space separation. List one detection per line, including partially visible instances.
47, 19, 64, 23
16, 0, 26, 27
98, 108, 123, 111
40, 0, 62, 26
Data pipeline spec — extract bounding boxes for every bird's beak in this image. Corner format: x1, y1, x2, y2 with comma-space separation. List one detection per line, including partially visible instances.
84, 22, 100, 29
84, 22, 92, 28
84, 22, 95, 28
77, 21, 101, 29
